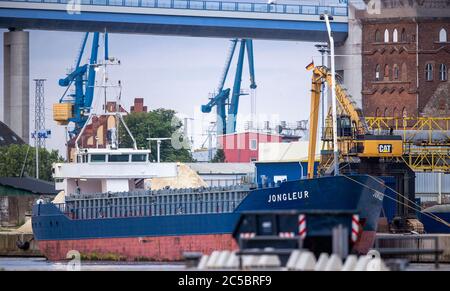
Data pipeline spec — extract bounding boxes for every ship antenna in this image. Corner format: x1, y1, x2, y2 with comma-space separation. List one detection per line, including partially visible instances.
115, 80, 138, 150
75, 32, 137, 152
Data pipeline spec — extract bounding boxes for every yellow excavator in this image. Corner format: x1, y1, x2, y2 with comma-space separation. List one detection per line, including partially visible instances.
306, 65, 423, 232
306, 66, 404, 178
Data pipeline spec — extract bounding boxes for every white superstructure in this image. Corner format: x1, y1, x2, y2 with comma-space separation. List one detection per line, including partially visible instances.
53, 148, 178, 195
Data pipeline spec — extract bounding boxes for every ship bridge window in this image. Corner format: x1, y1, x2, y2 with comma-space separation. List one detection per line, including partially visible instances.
132, 154, 147, 162
108, 154, 130, 162
90, 154, 106, 162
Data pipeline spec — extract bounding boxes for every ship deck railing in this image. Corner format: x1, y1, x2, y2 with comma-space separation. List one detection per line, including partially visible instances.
53, 199, 245, 219
65, 185, 250, 200
59, 186, 249, 219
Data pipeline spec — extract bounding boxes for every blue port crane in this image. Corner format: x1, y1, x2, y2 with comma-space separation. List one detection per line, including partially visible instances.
201, 39, 256, 135
54, 32, 108, 138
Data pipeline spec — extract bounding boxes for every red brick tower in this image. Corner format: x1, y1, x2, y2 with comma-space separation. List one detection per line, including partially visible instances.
130, 98, 148, 113
358, 0, 450, 118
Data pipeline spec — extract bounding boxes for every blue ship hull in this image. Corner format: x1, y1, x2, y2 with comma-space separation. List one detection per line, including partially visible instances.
32, 174, 386, 261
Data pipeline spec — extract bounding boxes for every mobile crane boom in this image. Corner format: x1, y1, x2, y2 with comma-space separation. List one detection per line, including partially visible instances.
307, 66, 403, 178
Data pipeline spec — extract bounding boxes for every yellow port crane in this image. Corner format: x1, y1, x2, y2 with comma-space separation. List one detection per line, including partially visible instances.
306, 65, 450, 230
306, 66, 404, 178
307, 65, 450, 176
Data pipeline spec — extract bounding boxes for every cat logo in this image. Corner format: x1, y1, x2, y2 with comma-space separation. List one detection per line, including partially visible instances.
378, 144, 392, 153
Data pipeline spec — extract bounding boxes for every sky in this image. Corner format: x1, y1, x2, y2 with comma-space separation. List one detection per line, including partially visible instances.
0, 29, 321, 155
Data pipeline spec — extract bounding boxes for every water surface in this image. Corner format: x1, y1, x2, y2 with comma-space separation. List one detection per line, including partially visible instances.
0, 257, 186, 271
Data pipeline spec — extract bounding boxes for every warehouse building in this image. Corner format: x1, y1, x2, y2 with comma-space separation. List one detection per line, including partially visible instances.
0, 177, 58, 227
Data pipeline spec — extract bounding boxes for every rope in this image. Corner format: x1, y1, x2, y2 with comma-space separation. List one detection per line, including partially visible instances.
341, 174, 450, 229
366, 175, 450, 228
365, 175, 450, 227
337, 158, 450, 227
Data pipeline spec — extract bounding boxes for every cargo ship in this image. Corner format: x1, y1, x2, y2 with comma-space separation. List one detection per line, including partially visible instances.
32, 37, 387, 261
31, 143, 386, 261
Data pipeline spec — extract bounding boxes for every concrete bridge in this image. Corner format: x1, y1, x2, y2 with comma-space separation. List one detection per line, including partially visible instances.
0, 0, 348, 41
0, 0, 349, 143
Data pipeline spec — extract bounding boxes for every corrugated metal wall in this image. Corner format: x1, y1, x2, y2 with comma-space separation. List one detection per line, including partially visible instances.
415, 172, 450, 203
415, 172, 450, 194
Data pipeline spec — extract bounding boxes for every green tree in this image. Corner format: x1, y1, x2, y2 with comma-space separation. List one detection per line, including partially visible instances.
211, 148, 226, 163
119, 109, 193, 162
0, 144, 64, 181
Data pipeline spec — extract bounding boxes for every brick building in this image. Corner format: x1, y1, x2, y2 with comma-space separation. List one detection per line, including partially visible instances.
218, 132, 282, 163
358, 1, 450, 118
130, 98, 147, 113
67, 98, 147, 161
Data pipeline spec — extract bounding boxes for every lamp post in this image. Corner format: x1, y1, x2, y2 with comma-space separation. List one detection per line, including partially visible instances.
147, 137, 171, 163
320, 12, 339, 176
314, 43, 330, 135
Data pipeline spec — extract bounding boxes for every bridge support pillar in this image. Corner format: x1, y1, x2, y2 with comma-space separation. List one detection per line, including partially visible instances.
335, 4, 362, 108
2, 29, 30, 144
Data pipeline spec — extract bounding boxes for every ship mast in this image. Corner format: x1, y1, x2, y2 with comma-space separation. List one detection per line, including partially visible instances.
74, 32, 137, 152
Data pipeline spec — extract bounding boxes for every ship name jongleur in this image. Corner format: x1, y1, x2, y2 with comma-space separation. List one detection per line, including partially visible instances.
267, 191, 309, 203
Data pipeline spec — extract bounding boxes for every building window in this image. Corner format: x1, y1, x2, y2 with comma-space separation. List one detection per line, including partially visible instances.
393, 29, 398, 42
375, 30, 381, 42
439, 64, 448, 81
401, 28, 407, 42
250, 139, 257, 151
425, 63, 433, 81
439, 28, 447, 43
401, 63, 408, 81
375, 64, 381, 81
393, 64, 399, 80
384, 29, 389, 43
402, 108, 408, 118
384, 64, 390, 80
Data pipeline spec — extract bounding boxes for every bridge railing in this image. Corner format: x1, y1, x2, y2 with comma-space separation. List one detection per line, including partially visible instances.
2, 0, 349, 16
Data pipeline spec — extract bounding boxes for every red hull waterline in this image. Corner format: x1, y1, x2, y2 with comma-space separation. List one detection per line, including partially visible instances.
38, 234, 238, 261
37, 231, 376, 261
